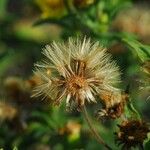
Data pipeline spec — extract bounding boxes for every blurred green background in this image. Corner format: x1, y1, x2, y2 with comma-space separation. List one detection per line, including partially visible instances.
0, 0, 150, 150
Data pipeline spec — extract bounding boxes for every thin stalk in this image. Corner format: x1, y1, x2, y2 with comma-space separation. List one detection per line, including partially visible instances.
81, 105, 112, 150
139, 144, 144, 150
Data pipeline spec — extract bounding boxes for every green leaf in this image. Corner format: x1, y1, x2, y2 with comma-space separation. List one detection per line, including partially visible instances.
0, 0, 8, 20
123, 38, 150, 62
33, 14, 75, 29
31, 111, 57, 129
125, 98, 141, 120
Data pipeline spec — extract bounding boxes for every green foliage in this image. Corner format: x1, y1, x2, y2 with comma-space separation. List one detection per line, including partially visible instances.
123, 37, 150, 62
0, 0, 8, 20
13, 147, 18, 150
34, 0, 132, 42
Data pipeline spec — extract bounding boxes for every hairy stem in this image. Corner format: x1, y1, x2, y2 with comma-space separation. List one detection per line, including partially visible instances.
81, 105, 112, 150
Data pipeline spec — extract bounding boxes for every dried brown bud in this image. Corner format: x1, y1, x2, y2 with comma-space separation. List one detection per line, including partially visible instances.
97, 91, 129, 120
97, 102, 125, 120
115, 120, 150, 149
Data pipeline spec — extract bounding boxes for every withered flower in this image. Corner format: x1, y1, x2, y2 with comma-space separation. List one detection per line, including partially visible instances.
97, 92, 129, 119
32, 37, 121, 110
97, 102, 124, 120
115, 120, 150, 150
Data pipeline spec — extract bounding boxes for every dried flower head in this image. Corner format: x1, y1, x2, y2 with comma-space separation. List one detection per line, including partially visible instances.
97, 92, 129, 119
97, 102, 124, 120
115, 120, 150, 150
32, 37, 121, 110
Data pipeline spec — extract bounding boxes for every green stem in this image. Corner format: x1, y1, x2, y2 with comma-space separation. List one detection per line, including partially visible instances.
81, 105, 112, 150
139, 144, 144, 150
128, 99, 141, 119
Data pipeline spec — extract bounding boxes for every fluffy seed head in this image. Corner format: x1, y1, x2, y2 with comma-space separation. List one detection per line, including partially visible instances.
32, 37, 121, 110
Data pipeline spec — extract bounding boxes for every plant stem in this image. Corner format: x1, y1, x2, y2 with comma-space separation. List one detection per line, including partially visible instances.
139, 144, 144, 150
81, 105, 112, 150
